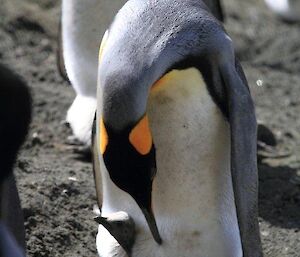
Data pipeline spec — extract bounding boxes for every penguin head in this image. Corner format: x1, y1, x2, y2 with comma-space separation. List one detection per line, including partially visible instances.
100, 114, 156, 203
98, 71, 161, 243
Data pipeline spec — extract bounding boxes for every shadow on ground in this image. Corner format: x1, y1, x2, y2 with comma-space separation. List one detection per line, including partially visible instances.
258, 162, 300, 229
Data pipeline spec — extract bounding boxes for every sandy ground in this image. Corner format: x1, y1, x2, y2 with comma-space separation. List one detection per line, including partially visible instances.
0, 0, 299, 256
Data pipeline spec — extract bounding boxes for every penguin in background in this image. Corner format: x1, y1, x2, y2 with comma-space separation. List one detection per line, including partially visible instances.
0, 64, 31, 256
93, 0, 263, 256
60, 0, 128, 145
264, 0, 300, 22
59, 0, 224, 146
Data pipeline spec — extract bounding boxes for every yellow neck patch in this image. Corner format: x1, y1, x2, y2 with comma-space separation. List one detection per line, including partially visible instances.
99, 117, 108, 154
129, 115, 153, 155
151, 71, 177, 92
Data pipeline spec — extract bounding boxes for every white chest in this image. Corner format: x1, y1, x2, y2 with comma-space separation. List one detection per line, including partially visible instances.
98, 68, 242, 257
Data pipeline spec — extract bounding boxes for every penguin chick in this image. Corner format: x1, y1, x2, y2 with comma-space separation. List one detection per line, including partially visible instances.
94, 211, 136, 255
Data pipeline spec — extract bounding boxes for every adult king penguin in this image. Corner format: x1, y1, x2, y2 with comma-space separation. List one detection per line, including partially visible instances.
93, 0, 263, 256
61, 0, 128, 145
59, 0, 223, 145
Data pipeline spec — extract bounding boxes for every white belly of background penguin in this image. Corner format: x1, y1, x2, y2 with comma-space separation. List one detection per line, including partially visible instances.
61, 0, 127, 144
93, 0, 263, 256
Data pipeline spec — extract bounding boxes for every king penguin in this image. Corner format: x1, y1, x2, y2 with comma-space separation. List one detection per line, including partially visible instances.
0, 63, 31, 257
59, 0, 224, 146
93, 0, 263, 256
264, 0, 300, 22
60, 0, 128, 145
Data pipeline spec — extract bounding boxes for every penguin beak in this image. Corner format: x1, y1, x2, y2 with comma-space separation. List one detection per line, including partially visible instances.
141, 207, 162, 244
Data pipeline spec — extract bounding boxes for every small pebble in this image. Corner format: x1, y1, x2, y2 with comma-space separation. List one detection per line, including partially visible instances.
68, 177, 78, 182
261, 230, 270, 237
256, 79, 264, 87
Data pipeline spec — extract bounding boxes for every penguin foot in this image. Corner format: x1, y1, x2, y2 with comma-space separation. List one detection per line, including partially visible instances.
257, 123, 292, 160
66, 95, 97, 146
72, 145, 92, 161
66, 135, 84, 146
257, 142, 292, 162
257, 123, 277, 147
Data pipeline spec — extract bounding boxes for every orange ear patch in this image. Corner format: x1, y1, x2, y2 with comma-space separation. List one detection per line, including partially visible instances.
129, 115, 152, 155
99, 117, 108, 154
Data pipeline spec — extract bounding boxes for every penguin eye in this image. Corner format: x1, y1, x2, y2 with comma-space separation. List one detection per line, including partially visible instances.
99, 117, 109, 154
129, 115, 153, 155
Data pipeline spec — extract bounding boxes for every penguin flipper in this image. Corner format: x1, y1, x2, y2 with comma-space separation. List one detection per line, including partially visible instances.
91, 114, 103, 209
219, 57, 263, 257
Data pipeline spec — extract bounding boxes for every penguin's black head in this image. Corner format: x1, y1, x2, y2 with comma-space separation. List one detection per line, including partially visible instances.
99, 113, 162, 244
100, 114, 156, 202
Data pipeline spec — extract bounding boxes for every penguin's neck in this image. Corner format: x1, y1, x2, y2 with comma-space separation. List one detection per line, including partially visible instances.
99, 68, 242, 257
